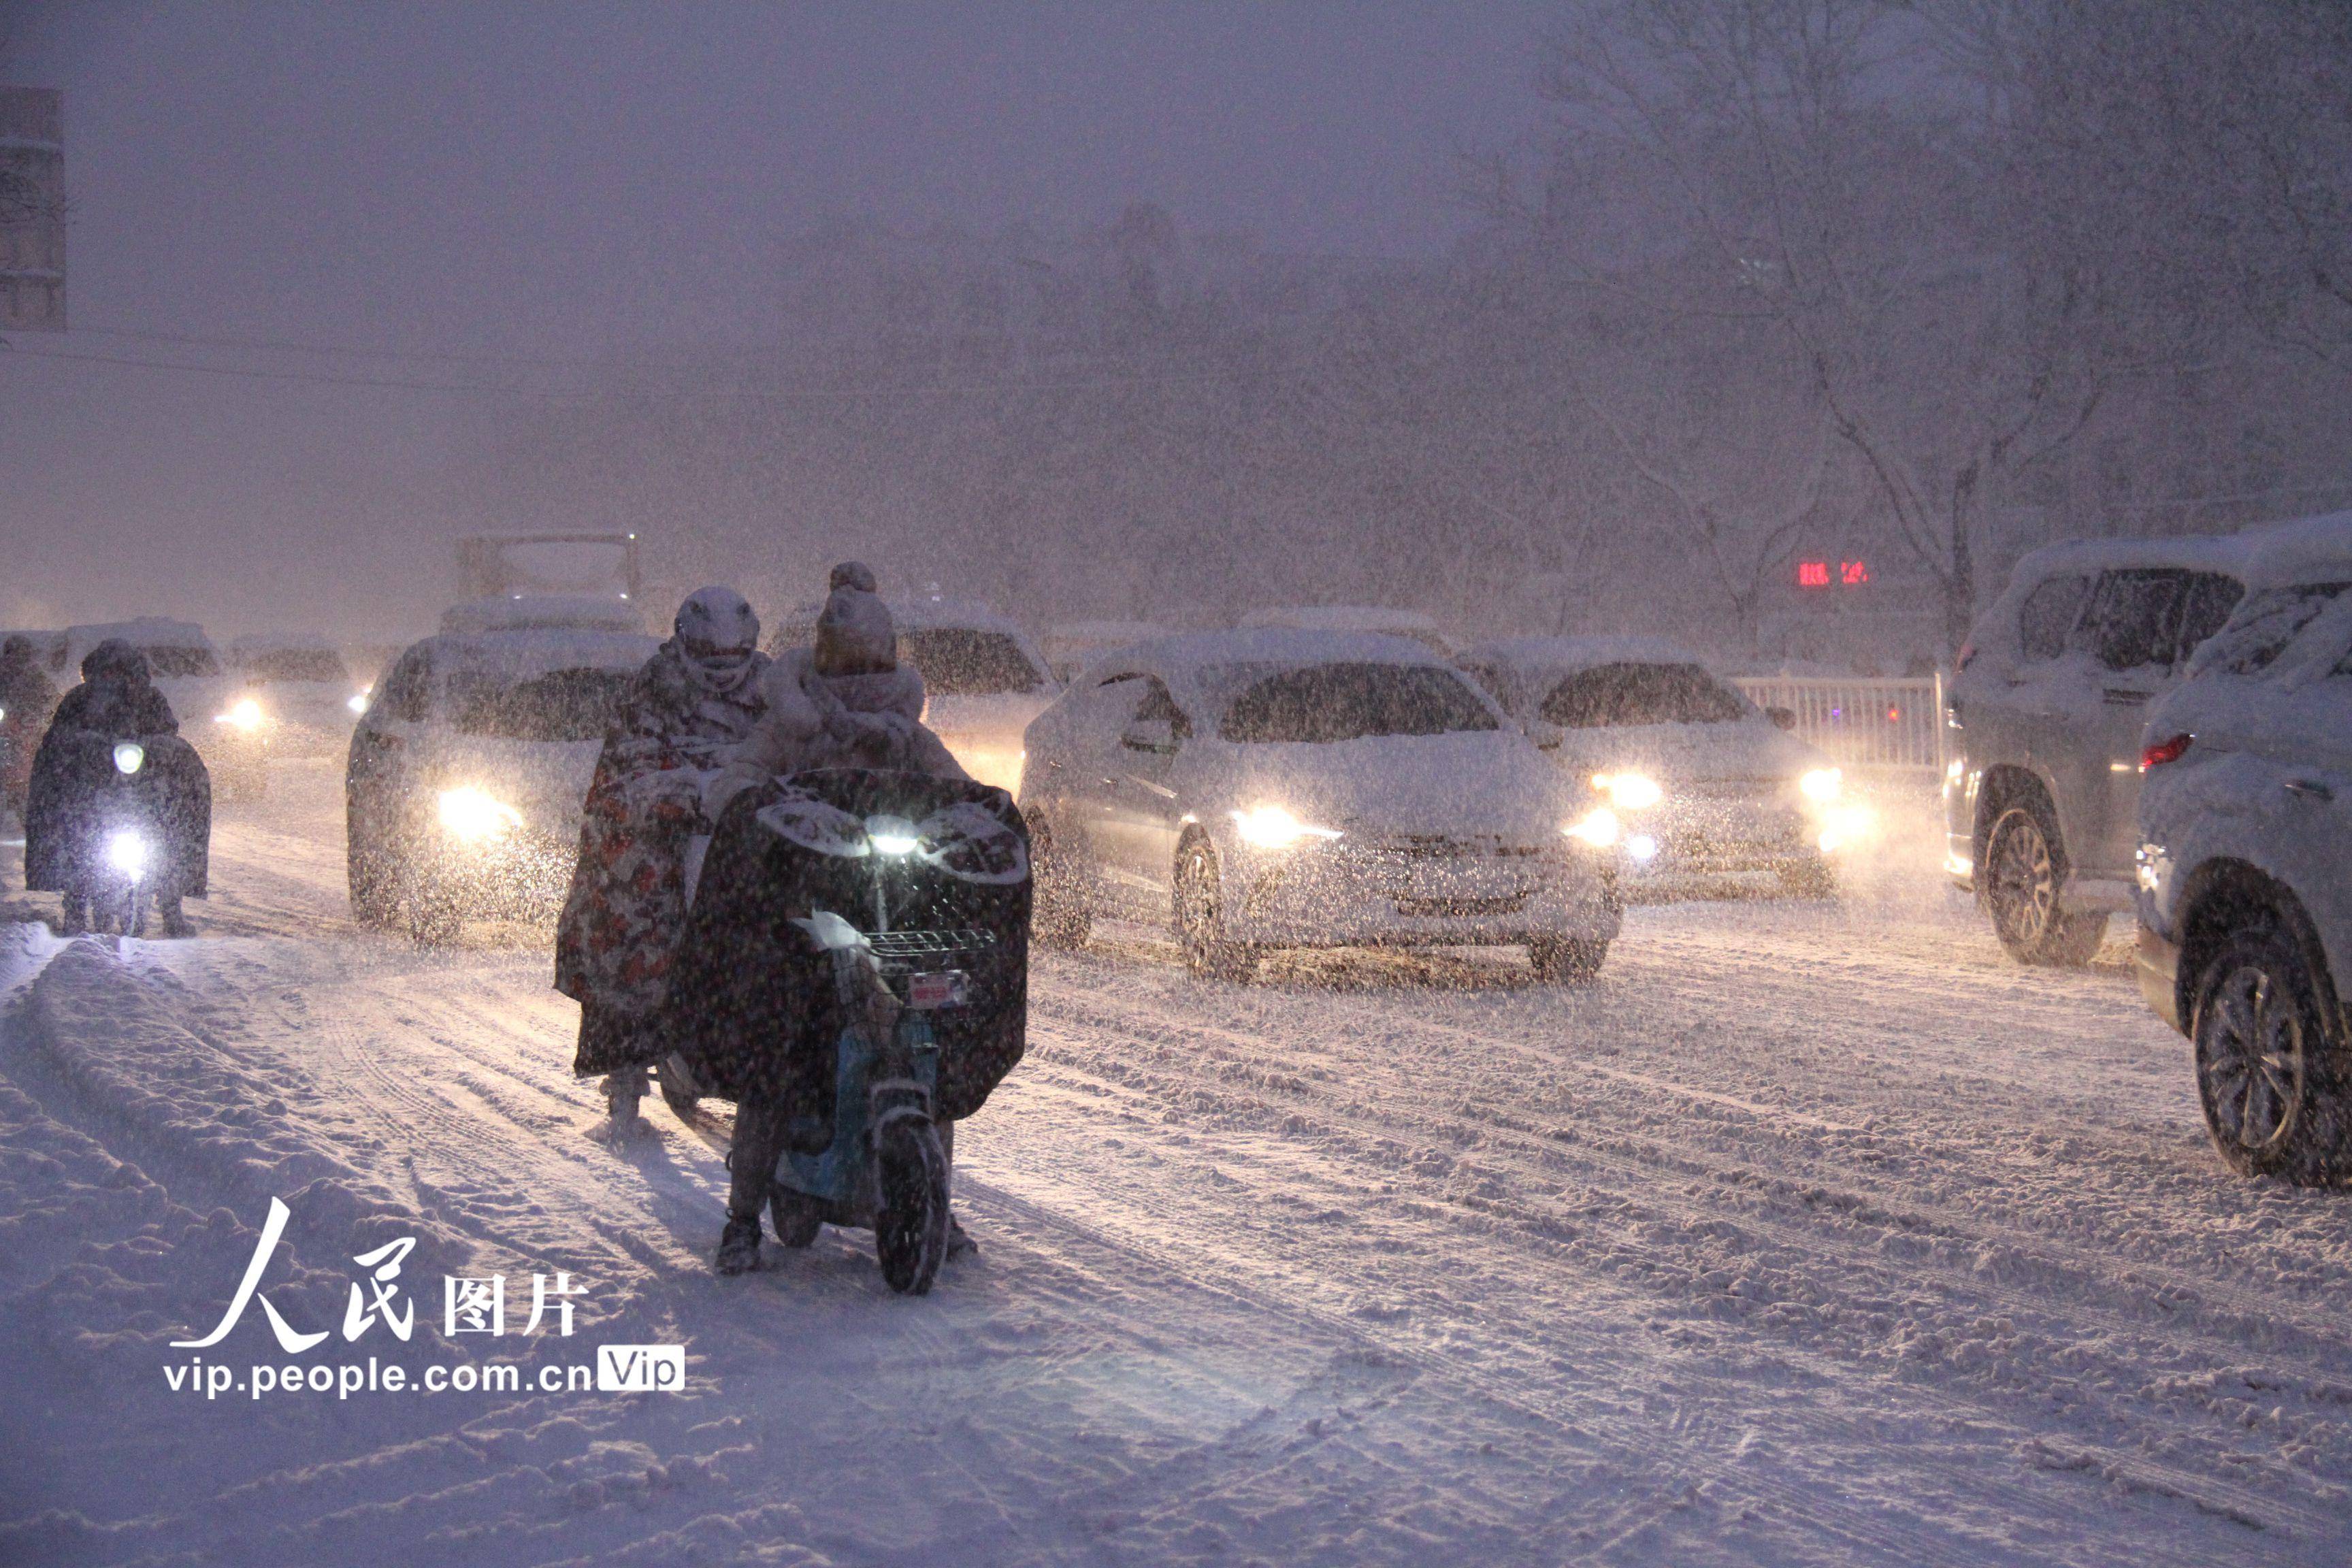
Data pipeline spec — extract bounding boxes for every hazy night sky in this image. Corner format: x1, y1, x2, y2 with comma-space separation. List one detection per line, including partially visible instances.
0, 1, 1556, 638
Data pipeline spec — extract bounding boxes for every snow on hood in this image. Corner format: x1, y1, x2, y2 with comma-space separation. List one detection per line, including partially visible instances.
2234, 510, 2352, 589
425, 629, 659, 679
1213, 728, 1571, 843
439, 595, 645, 636
1536, 715, 1826, 783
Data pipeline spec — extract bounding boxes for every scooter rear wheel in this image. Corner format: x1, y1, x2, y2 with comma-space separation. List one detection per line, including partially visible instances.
872, 1115, 949, 1295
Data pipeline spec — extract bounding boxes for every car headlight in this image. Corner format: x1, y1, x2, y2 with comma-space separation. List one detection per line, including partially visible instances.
112, 741, 146, 776
1565, 807, 1620, 848
215, 698, 267, 732
1590, 771, 1663, 811
437, 786, 523, 843
1799, 767, 1843, 803
1231, 805, 1342, 849
105, 830, 149, 877
865, 813, 923, 855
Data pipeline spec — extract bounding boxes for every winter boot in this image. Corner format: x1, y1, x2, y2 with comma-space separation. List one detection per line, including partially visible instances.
157, 896, 193, 939
715, 1211, 763, 1275
603, 1066, 650, 1136
945, 1213, 976, 1259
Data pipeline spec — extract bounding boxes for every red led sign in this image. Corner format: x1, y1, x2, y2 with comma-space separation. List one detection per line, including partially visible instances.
1797, 561, 1831, 588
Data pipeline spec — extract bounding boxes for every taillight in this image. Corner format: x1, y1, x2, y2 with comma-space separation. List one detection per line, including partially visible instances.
2140, 732, 2193, 771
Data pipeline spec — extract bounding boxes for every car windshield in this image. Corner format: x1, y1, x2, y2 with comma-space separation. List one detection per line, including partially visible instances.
1539, 663, 1748, 727
141, 645, 221, 679
1219, 662, 1499, 743
2200, 583, 2352, 674
898, 628, 1043, 696
246, 649, 350, 684
447, 667, 634, 742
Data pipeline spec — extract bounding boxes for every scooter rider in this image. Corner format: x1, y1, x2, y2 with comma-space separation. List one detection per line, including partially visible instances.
706, 561, 971, 1275
24, 639, 208, 936
0, 634, 59, 827
556, 588, 770, 1134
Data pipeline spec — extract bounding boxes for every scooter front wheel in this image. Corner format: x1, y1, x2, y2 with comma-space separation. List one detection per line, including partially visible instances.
872, 1113, 949, 1295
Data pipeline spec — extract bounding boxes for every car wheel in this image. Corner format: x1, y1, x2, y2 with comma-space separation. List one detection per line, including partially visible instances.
347, 811, 398, 927
1984, 804, 2105, 965
1529, 936, 1609, 983
401, 861, 461, 945
1029, 815, 1092, 949
2193, 925, 2351, 1183
1174, 836, 1254, 981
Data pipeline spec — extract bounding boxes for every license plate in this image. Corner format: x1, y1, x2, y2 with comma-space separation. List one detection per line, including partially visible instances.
909, 970, 969, 1011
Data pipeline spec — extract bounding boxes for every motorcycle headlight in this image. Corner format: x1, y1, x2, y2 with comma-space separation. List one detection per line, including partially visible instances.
437, 786, 523, 843
112, 742, 146, 776
864, 814, 923, 855
1591, 771, 1663, 811
1231, 805, 1342, 849
215, 698, 267, 732
1799, 767, 1843, 803
1565, 807, 1620, 848
105, 830, 149, 876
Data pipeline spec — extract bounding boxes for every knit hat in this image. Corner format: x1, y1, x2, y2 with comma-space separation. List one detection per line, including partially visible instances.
813, 561, 897, 676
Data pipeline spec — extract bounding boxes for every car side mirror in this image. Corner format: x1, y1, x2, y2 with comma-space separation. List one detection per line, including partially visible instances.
1120, 717, 1179, 755
1526, 719, 1566, 751
1766, 706, 1798, 732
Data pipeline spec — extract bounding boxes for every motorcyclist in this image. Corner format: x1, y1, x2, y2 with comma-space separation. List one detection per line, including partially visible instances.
25, 639, 208, 936
0, 634, 59, 827
708, 561, 973, 1275
555, 587, 770, 1135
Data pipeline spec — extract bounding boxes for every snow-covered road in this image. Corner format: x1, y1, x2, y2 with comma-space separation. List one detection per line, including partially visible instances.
3, 762, 2348, 1567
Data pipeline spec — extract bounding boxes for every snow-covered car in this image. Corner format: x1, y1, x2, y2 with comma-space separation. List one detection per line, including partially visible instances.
1457, 637, 1853, 900
229, 634, 369, 757
1039, 620, 1171, 683
768, 596, 1057, 794
1018, 629, 1622, 980
2133, 514, 2352, 1184
59, 619, 269, 801
1944, 535, 2253, 964
345, 602, 657, 938
1238, 605, 1456, 657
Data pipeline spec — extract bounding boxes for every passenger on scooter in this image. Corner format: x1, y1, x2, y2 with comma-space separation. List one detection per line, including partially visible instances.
555, 587, 770, 1134
24, 639, 208, 936
708, 561, 972, 1275
0, 634, 59, 828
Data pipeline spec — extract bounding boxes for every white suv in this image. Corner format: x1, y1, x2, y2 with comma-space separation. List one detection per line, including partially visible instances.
2135, 514, 2352, 1183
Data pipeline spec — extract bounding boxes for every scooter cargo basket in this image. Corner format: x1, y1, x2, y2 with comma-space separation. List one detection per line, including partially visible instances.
867, 928, 997, 971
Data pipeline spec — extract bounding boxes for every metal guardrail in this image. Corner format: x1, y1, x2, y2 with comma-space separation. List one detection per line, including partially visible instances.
1729, 674, 1946, 774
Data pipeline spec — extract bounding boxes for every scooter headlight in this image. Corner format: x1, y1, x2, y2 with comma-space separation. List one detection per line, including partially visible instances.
1230, 805, 1341, 849
437, 786, 523, 843
112, 742, 146, 776
105, 830, 149, 877
1799, 767, 1843, 803
1591, 771, 1663, 811
864, 814, 923, 855
347, 687, 372, 715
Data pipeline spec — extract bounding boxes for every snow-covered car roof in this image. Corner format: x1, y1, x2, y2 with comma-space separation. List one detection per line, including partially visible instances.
438, 595, 646, 636
419, 628, 659, 680
1239, 605, 1443, 635
772, 595, 1032, 638
230, 631, 342, 656
1457, 635, 1705, 676
65, 617, 212, 653
2001, 532, 2257, 593
2234, 508, 2352, 589
1042, 619, 1169, 650
1109, 627, 1484, 713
